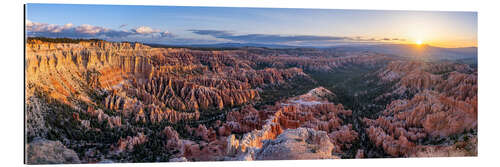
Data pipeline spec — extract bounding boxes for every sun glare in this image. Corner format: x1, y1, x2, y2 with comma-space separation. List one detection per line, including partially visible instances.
416, 40, 423, 45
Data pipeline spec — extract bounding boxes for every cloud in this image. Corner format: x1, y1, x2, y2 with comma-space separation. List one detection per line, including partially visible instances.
380, 38, 406, 41
131, 26, 161, 34
25, 21, 406, 46
26, 20, 74, 33
189, 30, 348, 43
189, 30, 233, 37
189, 29, 406, 44
75, 24, 109, 34
119, 24, 128, 29
26, 20, 171, 40
160, 31, 173, 37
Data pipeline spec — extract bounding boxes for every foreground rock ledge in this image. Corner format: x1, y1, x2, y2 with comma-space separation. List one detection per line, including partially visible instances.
255, 128, 340, 160
26, 139, 81, 164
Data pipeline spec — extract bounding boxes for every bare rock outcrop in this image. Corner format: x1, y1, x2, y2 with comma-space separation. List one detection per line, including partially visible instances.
169, 157, 188, 162
255, 128, 340, 160
26, 139, 81, 164
409, 136, 477, 157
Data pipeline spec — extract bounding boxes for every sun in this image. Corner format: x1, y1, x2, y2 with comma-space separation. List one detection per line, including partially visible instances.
416, 40, 423, 45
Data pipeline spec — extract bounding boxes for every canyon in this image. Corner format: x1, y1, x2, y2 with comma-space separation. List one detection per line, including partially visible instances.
25, 38, 477, 164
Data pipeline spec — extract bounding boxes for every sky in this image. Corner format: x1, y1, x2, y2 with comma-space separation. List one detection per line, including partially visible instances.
26, 4, 477, 48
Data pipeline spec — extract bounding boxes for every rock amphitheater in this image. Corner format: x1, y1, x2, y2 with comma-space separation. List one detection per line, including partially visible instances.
25, 39, 477, 164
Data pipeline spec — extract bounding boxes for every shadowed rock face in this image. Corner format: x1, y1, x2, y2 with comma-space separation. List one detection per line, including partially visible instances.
25, 39, 477, 163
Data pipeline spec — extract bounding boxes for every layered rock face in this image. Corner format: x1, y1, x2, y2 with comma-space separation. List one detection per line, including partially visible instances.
26, 40, 154, 103
26, 40, 310, 125
364, 61, 477, 157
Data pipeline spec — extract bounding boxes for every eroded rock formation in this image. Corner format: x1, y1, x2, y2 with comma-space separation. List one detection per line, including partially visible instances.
365, 61, 477, 157
224, 87, 357, 160
241, 48, 391, 72
111, 133, 148, 154
25, 39, 477, 163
